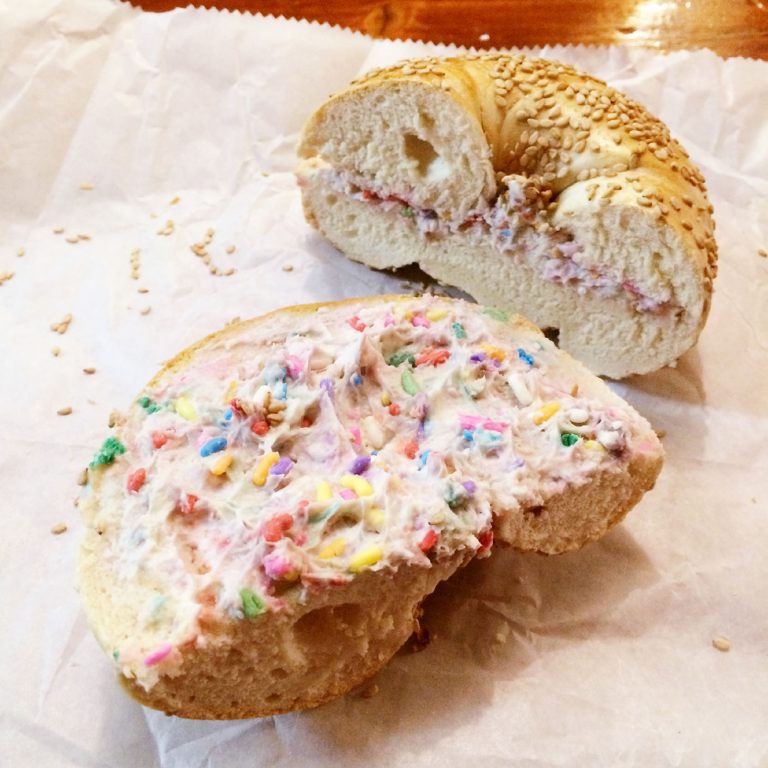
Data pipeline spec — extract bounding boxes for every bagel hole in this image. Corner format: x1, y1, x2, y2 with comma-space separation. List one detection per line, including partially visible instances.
403, 133, 448, 182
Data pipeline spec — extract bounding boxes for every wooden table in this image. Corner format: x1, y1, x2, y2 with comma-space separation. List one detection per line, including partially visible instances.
132, 0, 768, 60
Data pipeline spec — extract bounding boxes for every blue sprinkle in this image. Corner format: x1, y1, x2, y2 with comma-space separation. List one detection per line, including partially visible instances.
200, 437, 227, 457
418, 450, 431, 469
463, 429, 474, 442
223, 408, 233, 421
275, 381, 288, 401
351, 373, 363, 386
517, 348, 535, 367
470, 352, 487, 363
500, 228, 512, 237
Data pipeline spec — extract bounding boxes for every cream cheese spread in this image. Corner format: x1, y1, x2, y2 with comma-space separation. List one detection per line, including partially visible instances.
81, 297, 658, 689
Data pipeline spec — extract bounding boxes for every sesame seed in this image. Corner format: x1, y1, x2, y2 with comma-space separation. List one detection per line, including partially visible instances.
759, 249, 767, 258
226, 244, 236, 254
17, 246, 25, 257
282, 264, 294, 272
77, 467, 89, 485
140, 306, 152, 316
169, 195, 181, 205
77, 234, 91, 241
83, 367, 96, 374
79, 182, 94, 190
51, 523, 68, 535
65, 235, 79, 244
51, 346, 61, 356
712, 635, 730, 652
57, 406, 73, 416
0, 271, 14, 286
138, 286, 149, 293
360, 683, 380, 699
50, 314, 73, 334
53, 227, 64, 234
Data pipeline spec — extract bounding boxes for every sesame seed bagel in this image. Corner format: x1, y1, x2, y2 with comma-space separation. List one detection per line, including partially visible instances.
297, 54, 718, 378
78, 295, 663, 719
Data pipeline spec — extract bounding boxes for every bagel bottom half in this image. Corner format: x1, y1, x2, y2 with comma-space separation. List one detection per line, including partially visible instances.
78, 295, 663, 719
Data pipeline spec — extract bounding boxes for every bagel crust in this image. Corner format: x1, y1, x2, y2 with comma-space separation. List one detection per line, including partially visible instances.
78, 295, 663, 719
298, 54, 718, 378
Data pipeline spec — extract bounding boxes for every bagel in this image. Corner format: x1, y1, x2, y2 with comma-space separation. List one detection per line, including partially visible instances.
78, 295, 663, 719
297, 54, 718, 378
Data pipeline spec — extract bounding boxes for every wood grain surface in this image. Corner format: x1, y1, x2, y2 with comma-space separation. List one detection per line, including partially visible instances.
129, 0, 768, 60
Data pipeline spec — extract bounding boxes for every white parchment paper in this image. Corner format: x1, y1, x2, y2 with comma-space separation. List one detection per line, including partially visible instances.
1, 1, 767, 766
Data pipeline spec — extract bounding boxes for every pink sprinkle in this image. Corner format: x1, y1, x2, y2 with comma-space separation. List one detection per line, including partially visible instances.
383, 313, 395, 327
340, 489, 357, 500
412, 315, 431, 328
459, 413, 484, 430
144, 644, 172, 667
286, 355, 304, 379
263, 552, 294, 580
482, 420, 509, 433
348, 315, 366, 332
350, 426, 362, 446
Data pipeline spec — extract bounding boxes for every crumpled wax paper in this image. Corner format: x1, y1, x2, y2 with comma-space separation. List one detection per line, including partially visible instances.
1, 1, 767, 766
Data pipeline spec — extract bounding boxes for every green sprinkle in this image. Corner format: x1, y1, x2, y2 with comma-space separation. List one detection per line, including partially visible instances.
401, 369, 420, 395
452, 322, 466, 339
112, 649, 120, 661
89, 436, 126, 468
240, 588, 266, 619
561, 432, 579, 447
138, 395, 160, 414
310, 502, 339, 524
482, 307, 509, 322
444, 483, 464, 510
400, 206, 415, 218
388, 351, 416, 368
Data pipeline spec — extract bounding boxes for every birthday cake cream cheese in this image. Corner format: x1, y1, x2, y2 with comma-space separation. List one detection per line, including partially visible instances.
78, 295, 663, 719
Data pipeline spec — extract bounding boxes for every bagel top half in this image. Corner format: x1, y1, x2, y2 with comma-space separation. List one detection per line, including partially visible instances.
298, 54, 718, 379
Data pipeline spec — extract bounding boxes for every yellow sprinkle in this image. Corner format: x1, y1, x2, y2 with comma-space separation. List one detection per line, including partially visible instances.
426, 308, 448, 322
223, 380, 237, 403
175, 395, 197, 421
481, 344, 506, 362
366, 508, 385, 529
584, 439, 605, 451
252, 452, 279, 486
340, 474, 373, 497
316, 481, 333, 502
319, 537, 346, 559
403, 310, 414, 321
210, 453, 233, 476
349, 544, 383, 573
380, 392, 391, 406
534, 401, 561, 425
